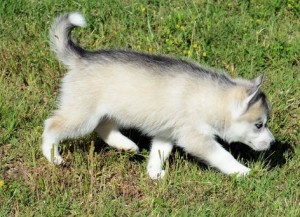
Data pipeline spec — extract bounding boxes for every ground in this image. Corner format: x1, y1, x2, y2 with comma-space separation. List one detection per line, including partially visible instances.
0, 0, 299, 216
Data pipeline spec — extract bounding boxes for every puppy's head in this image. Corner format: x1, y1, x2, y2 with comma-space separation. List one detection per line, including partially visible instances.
226, 74, 275, 151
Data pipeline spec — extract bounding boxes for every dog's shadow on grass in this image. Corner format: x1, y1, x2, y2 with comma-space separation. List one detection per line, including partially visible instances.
66, 129, 295, 171
121, 129, 295, 170
216, 137, 295, 169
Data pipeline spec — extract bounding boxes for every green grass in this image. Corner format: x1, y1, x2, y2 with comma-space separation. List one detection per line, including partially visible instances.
0, 0, 299, 216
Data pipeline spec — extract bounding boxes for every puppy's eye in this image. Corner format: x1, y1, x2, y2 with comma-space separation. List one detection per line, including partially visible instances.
255, 122, 263, 129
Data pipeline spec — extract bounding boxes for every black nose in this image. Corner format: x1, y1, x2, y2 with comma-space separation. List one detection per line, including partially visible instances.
270, 140, 276, 146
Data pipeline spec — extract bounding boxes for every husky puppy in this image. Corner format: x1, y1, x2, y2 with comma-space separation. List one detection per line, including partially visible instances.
42, 12, 275, 179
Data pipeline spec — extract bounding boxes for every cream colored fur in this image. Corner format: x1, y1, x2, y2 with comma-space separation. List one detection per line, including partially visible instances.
42, 13, 275, 179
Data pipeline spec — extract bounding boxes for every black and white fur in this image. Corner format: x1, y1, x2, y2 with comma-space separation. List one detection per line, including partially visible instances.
42, 13, 275, 179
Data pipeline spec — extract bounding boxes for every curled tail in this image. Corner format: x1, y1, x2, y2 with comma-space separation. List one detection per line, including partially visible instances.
49, 12, 86, 67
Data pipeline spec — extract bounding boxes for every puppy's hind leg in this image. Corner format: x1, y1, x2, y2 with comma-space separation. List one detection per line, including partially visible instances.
42, 118, 63, 165
147, 138, 173, 180
95, 120, 139, 152
42, 110, 101, 164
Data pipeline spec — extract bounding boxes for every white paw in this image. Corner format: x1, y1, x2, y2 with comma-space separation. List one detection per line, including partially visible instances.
124, 142, 139, 152
116, 140, 139, 152
147, 168, 166, 180
230, 167, 251, 177
44, 153, 64, 165
105, 133, 139, 152
52, 155, 64, 165
42, 147, 64, 165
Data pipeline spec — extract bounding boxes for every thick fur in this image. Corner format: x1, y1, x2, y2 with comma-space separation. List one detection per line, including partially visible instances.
42, 12, 275, 179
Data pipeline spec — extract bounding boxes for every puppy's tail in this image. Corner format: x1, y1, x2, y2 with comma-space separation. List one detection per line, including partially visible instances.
49, 12, 86, 67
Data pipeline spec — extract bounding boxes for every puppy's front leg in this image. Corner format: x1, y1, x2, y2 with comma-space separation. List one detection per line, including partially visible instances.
147, 137, 173, 180
179, 135, 250, 176
203, 142, 250, 176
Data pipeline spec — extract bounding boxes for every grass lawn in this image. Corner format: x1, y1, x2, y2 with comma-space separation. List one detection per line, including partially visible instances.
0, 0, 299, 216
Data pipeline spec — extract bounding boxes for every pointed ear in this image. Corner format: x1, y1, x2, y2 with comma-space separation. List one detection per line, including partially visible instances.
246, 74, 264, 105
232, 74, 265, 118
250, 73, 264, 90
